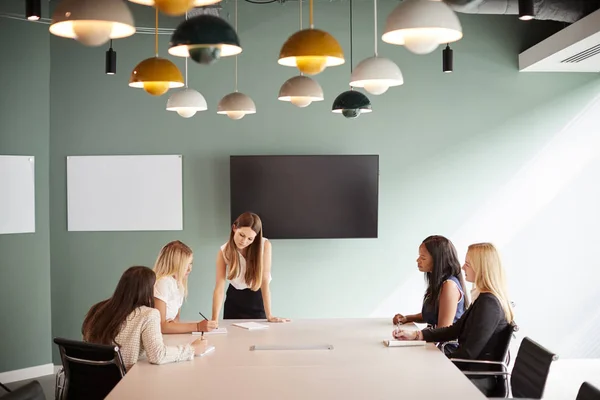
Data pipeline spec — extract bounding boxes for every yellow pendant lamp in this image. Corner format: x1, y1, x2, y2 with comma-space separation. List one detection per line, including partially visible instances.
128, 0, 221, 17
278, 0, 344, 75
129, 8, 184, 96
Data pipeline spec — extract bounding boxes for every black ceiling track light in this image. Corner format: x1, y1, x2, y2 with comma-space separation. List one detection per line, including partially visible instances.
26, 0, 41, 21
443, 44, 453, 73
106, 40, 117, 75
518, 0, 535, 21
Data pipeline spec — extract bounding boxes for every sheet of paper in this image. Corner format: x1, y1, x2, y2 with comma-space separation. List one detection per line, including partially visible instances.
232, 322, 269, 330
192, 327, 228, 335
196, 345, 215, 357
383, 340, 426, 347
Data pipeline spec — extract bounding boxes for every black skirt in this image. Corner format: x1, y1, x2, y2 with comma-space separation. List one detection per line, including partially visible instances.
223, 284, 266, 319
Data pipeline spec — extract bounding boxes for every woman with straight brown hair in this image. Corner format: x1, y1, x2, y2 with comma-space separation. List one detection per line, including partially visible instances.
211, 212, 289, 322
82, 266, 209, 370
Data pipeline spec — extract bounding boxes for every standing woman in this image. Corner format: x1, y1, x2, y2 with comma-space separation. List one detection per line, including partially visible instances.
393, 235, 470, 329
211, 212, 289, 322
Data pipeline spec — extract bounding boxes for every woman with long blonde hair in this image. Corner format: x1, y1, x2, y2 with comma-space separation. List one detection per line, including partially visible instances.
392, 242, 514, 396
153, 240, 217, 334
211, 212, 289, 322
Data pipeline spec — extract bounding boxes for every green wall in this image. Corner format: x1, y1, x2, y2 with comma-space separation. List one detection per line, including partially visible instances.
0, 1, 52, 372
1, 0, 599, 372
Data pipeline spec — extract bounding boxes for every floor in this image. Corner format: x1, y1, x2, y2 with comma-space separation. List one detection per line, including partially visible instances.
2, 359, 599, 399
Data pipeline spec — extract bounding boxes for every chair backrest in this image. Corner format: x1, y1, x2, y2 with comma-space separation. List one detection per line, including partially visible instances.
510, 337, 558, 399
576, 382, 600, 400
496, 320, 519, 363
0, 380, 45, 400
53, 337, 126, 400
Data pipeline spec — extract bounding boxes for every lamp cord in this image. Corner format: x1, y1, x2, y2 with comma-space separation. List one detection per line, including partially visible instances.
154, 7, 158, 56
350, 0, 353, 73
235, 0, 238, 92
373, 0, 377, 57
184, 12, 188, 88
299, 0, 302, 30
309, 0, 313, 28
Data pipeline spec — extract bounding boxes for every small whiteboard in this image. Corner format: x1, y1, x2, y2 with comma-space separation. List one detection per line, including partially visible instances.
67, 155, 183, 231
0, 156, 35, 234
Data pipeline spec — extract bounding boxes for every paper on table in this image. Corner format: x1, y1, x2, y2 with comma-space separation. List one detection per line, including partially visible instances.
383, 340, 426, 347
232, 322, 269, 330
192, 327, 228, 335
196, 345, 216, 357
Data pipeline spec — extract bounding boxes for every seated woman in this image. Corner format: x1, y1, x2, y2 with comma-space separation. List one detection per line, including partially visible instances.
82, 266, 208, 370
393, 235, 469, 329
393, 242, 514, 396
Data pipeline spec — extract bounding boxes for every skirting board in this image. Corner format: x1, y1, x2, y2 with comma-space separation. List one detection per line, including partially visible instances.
0, 363, 54, 384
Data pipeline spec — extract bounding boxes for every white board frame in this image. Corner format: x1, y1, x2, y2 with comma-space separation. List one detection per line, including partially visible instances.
67, 155, 183, 232
0, 155, 36, 234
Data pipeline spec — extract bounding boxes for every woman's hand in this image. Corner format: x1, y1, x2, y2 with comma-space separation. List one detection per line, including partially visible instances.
267, 316, 291, 323
197, 320, 218, 332
393, 314, 408, 325
191, 337, 208, 355
392, 329, 420, 340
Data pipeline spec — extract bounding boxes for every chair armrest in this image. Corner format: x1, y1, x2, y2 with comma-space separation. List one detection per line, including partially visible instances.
450, 358, 506, 366
463, 371, 511, 377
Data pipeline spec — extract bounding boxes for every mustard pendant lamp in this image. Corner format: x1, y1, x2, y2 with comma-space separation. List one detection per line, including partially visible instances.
49, 0, 136, 46
217, 0, 255, 120
129, 8, 184, 96
128, 0, 221, 17
332, 0, 372, 119
278, 0, 344, 75
278, 0, 323, 107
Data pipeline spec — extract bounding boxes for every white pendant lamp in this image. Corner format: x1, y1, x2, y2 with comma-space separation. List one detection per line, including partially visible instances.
217, 0, 256, 120
278, 0, 324, 108
278, 75, 323, 107
166, 21, 208, 119
381, 0, 462, 55
49, 0, 136, 47
350, 0, 403, 95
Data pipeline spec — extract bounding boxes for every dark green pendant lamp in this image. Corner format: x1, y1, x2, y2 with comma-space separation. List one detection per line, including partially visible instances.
168, 13, 242, 65
332, 0, 372, 119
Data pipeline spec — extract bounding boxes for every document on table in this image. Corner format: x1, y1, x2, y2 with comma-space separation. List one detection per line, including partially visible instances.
232, 322, 269, 330
383, 340, 426, 347
192, 327, 228, 335
196, 345, 215, 357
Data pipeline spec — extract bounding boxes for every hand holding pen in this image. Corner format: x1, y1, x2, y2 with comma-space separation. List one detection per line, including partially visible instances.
197, 311, 218, 334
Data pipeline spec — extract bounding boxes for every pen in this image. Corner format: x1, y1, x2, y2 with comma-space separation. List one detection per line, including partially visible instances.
199, 311, 208, 337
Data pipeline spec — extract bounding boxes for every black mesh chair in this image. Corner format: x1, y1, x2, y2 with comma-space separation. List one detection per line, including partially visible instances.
449, 321, 519, 397
53, 338, 126, 400
0, 381, 45, 400
576, 382, 600, 400
457, 336, 558, 398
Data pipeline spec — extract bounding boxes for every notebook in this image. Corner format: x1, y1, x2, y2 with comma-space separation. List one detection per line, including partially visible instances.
196, 345, 215, 357
383, 340, 426, 347
232, 322, 269, 330
192, 327, 228, 335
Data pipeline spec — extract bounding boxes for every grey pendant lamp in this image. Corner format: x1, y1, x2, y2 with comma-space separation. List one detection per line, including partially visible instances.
332, 0, 372, 119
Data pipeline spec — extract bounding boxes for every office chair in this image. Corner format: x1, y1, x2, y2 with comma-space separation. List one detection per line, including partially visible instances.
576, 382, 600, 400
53, 338, 126, 400
0, 380, 45, 400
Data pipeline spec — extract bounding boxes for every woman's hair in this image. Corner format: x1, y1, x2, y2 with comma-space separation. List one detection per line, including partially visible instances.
467, 242, 514, 323
153, 240, 193, 298
224, 212, 263, 291
422, 235, 471, 309
82, 266, 155, 347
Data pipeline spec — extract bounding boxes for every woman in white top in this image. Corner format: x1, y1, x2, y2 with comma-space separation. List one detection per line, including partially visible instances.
82, 266, 208, 370
153, 240, 217, 334
211, 212, 289, 322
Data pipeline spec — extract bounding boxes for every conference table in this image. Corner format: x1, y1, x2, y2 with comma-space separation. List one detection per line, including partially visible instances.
106, 319, 488, 399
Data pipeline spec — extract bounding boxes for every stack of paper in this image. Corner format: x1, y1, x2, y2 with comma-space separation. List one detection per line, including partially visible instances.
232, 322, 269, 330
383, 340, 426, 347
192, 327, 228, 335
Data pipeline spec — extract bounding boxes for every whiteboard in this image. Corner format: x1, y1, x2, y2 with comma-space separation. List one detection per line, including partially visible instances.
67, 155, 183, 231
0, 156, 35, 234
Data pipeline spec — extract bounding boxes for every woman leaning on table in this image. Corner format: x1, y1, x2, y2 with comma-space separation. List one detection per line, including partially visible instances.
211, 212, 289, 323
392, 243, 515, 396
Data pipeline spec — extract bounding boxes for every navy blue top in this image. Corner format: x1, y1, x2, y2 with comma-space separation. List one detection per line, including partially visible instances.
421, 275, 466, 328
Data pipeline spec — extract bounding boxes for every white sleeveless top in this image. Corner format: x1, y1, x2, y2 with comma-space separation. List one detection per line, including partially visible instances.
220, 237, 272, 290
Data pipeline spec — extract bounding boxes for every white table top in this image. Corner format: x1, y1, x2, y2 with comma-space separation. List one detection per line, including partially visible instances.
107, 318, 487, 400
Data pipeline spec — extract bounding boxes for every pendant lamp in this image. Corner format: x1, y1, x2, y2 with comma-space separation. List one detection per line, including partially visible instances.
128, 0, 221, 16
278, 0, 323, 107
381, 0, 462, 55
350, 0, 403, 95
26, 0, 41, 21
168, 14, 241, 65
106, 40, 117, 75
217, 0, 255, 120
332, 0, 372, 119
167, 13, 208, 118
49, 0, 136, 47
278, 0, 344, 75
129, 8, 184, 96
